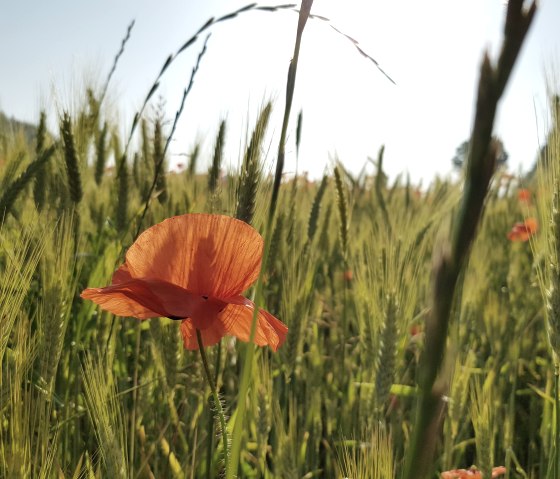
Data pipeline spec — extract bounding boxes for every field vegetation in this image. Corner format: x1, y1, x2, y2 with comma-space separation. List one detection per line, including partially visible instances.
1, 1, 559, 478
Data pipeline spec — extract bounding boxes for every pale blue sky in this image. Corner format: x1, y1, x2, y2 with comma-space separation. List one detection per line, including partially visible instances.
1, 1, 558, 182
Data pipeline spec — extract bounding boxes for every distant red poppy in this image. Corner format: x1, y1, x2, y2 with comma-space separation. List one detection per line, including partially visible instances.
518, 188, 531, 203
81, 214, 288, 351
441, 466, 506, 479
343, 270, 353, 282
410, 324, 422, 337
507, 217, 538, 242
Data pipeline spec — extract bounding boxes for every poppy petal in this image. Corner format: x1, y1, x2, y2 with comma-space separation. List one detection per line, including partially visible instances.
112, 263, 133, 284
518, 188, 531, 203
180, 319, 227, 350
81, 278, 211, 320
507, 224, 531, 241
491, 467, 507, 478
121, 214, 264, 298
80, 286, 160, 319
440, 467, 506, 479
524, 217, 538, 234
217, 296, 288, 351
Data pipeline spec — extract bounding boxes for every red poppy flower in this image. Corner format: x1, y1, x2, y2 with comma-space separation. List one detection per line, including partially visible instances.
518, 188, 531, 203
410, 324, 423, 337
507, 217, 538, 242
441, 466, 506, 479
81, 214, 288, 351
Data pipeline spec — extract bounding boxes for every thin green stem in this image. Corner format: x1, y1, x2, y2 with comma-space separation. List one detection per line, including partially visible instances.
129, 322, 142, 478
205, 342, 222, 479
196, 329, 229, 476
229, 4, 314, 477
555, 361, 560, 479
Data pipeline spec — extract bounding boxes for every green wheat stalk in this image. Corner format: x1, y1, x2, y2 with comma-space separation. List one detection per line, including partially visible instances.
0, 145, 56, 218
236, 101, 272, 224
402, 2, 537, 477
228, 3, 314, 478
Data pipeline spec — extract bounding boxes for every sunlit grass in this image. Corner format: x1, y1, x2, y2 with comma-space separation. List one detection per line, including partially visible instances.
1, 1, 558, 478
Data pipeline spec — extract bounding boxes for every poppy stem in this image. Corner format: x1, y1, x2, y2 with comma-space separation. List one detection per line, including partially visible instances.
196, 329, 229, 475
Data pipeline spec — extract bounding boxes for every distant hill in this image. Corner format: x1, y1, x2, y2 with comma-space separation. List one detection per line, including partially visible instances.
0, 111, 37, 145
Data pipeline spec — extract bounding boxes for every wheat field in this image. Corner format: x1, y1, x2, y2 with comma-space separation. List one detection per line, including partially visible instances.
1, 1, 560, 478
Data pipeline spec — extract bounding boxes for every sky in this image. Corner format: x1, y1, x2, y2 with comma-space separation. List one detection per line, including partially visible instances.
0, 1, 559, 183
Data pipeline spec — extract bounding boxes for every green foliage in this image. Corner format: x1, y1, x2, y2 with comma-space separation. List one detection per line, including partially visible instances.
0, 97, 558, 477
0, 2, 557, 477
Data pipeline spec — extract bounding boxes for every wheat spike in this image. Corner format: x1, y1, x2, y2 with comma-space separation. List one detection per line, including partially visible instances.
94, 122, 108, 186
236, 102, 271, 224
60, 112, 83, 205
0, 145, 56, 218
208, 119, 226, 194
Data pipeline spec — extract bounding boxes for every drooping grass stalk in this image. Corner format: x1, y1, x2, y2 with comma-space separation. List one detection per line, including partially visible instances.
133, 35, 210, 238
119, 4, 296, 159
196, 329, 229, 476
99, 20, 135, 106
117, 2, 389, 164
402, 3, 536, 477
228, 3, 314, 477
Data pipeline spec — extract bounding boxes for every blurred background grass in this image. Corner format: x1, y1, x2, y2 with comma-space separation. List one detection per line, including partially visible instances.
1, 2, 560, 478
